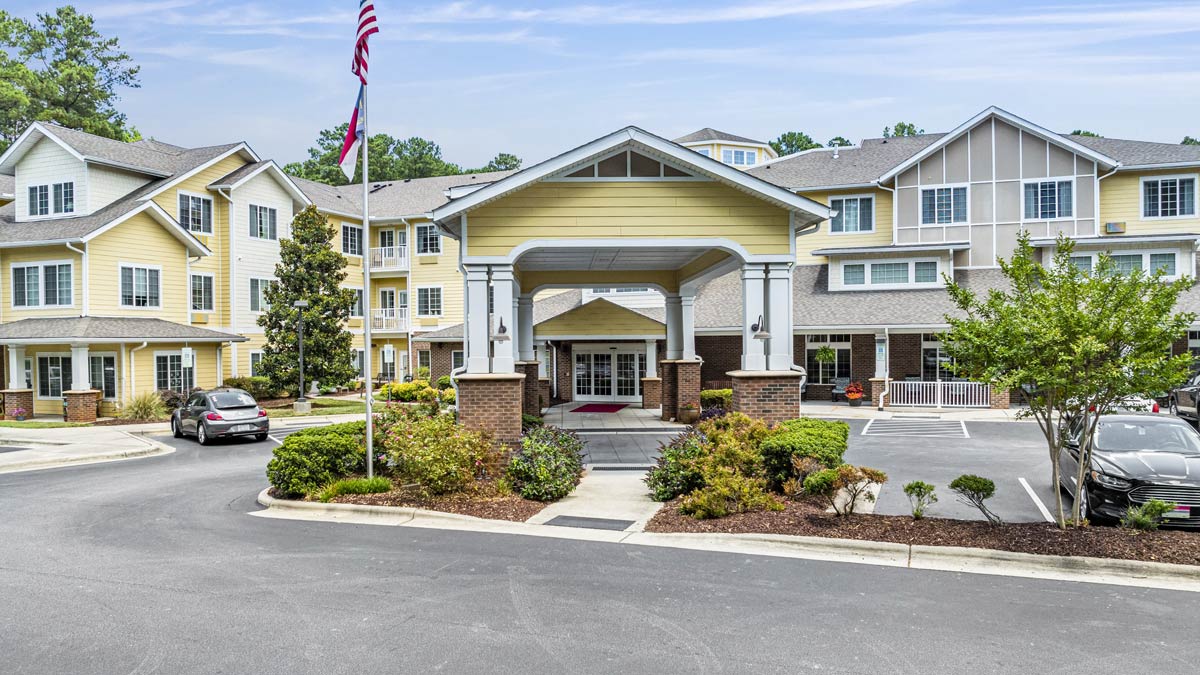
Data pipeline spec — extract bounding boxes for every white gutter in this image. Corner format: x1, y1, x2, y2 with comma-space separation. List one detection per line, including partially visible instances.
448, 213, 468, 408
65, 242, 88, 315
129, 341, 149, 401
878, 328, 890, 411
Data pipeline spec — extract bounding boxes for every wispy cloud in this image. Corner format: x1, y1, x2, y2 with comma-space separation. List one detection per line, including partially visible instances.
407, 0, 924, 25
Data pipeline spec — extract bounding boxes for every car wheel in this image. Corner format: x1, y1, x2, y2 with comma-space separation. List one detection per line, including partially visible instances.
253, 432, 268, 442
1171, 399, 1181, 417
171, 417, 183, 439
1076, 484, 1091, 522
197, 422, 210, 446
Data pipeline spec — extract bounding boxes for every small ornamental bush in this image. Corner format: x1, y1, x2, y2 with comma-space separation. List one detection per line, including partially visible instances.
803, 464, 888, 516
436, 375, 453, 390
121, 391, 168, 420
1121, 499, 1176, 531
679, 471, 783, 519
506, 426, 586, 501
699, 388, 733, 410
439, 387, 456, 405
288, 420, 366, 442
698, 406, 727, 422
382, 412, 493, 495
317, 476, 392, 503
949, 474, 1002, 526
266, 433, 363, 497
903, 480, 938, 520
760, 418, 849, 487
695, 412, 771, 480
223, 376, 276, 400
521, 413, 544, 431
645, 429, 709, 501
379, 380, 429, 402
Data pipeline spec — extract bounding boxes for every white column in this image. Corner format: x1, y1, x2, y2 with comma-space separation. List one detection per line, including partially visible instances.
766, 263, 793, 371
70, 344, 91, 390
680, 294, 697, 361
741, 264, 767, 371
517, 294, 534, 362
664, 294, 683, 360
874, 332, 889, 379
535, 341, 548, 377
465, 266, 490, 373
7, 346, 25, 389
491, 265, 516, 373
645, 340, 657, 377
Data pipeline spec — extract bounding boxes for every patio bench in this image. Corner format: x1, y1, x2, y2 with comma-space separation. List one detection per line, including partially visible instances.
830, 377, 850, 402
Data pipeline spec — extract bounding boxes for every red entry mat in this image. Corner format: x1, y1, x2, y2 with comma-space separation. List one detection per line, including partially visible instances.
572, 403, 627, 413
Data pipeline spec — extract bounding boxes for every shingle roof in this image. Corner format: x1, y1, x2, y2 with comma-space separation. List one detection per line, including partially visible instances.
0, 173, 13, 197
39, 123, 243, 176
414, 289, 664, 341
674, 128, 765, 145
747, 134, 945, 190
293, 171, 516, 219
208, 160, 272, 188
1069, 135, 1200, 168
0, 317, 246, 342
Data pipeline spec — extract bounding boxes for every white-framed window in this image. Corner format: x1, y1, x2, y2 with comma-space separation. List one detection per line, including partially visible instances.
342, 223, 363, 256
249, 351, 263, 377
249, 205, 278, 240
36, 354, 72, 398
417, 349, 432, 372
805, 334, 851, 385
155, 352, 194, 391
178, 192, 213, 234
349, 288, 364, 317
695, 148, 711, 157
89, 354, 117, 400
839, 258, 941, 290
1069, 255, 1093, 273
352, 349, 365, 378
920, 185, 968, 225
52, 182, 74, 214
1023, 179, 1074, 220
416, 223, 441, 255
119, 264, 161, 308
249, 278, 273, 312
451, 350, 465, 370
920, 334, 957, 382
830, 195, 874, 234
12, 261, 72, 307
721, 148, 757, 166
1189, 330, 1200, 358
23, 357, 32, 389
25, 183, 72, 216
190, 273, 214, 312
28, 185, 49, 216
417, 286, 442, 317
1067, 249, 1180, 279
1142, 175, 1197, 219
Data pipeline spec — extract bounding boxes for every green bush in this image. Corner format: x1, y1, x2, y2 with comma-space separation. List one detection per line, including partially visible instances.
1121, 499, 1176, 530
317, 476, 393, 503
440, 387, 456, 404
645, 429, 709, 501
378, 380, 430, 402
288, 420, 367, 441
436, 375, 453, 390
521, 414, 544, 431
759, 418, 849, 487
506, 426, 587, 501
381, 412, 493, 495
266, 433, 363, 497
223, 376, 276, 400
120, 391, 168, 420
802, 464, 887, 516
679, 471, 783, 519
903, 480, 938, 520
699, 388, 733, 410
949, 474, 1002, 525
695, 412, 771, 480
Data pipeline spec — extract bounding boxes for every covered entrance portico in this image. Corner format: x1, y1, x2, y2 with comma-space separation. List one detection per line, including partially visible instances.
431, 127, 830, 444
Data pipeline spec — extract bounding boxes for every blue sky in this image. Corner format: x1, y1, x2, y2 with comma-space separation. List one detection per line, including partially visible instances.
22, 0, 1200, 168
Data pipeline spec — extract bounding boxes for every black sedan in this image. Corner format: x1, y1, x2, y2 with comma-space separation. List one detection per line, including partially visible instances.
1061, 414, 1200, 525
171, 389, 269, 444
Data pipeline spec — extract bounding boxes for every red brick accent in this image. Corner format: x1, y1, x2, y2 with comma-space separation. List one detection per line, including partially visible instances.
676, 361, 701, 420
2, 389, 33, 421
869, 378, 889, 409
730, 371, 802, 425
1172, 336, 1189, 357
538, 378, 550, 413
517, 361, 541, 417
554, 342, 574, 403
456, 374, 524, 449
409, 339, 461, 382
989, 384, 1011, 409
659, 360, 677, 421
888, 333, 922, 380
64, 390, 99, 424
641, 377, 661, 410
697, 335, 740, 389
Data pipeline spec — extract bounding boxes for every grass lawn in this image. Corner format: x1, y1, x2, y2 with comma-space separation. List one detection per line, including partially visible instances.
263, 397, 367, 418
0, 420, 88, 428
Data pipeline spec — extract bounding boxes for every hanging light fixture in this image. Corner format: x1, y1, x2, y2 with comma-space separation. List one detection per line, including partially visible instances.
750, 314, 771, 340
492, 316, 511, 342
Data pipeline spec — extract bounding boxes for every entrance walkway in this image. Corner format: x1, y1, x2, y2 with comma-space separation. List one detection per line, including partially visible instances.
543, 403, 688, 431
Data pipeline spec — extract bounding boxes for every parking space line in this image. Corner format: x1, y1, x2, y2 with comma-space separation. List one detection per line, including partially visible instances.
960, 421, 970, 439
861, 419, 875, 436
268, 435, 285, 445
1019, 477, 1055, 523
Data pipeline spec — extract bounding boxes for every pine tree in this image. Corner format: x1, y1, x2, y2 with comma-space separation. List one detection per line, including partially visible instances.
256, 206, 357, 396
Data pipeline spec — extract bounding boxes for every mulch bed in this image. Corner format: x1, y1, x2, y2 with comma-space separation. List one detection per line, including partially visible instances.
94, 417, 168, 426
272, 480, 546, 522
646, 498, 1200, 567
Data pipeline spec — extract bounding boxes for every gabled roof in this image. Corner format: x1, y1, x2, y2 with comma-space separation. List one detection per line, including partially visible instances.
0, 122, 241, 177
414, 289, 664, 341
748, 135, 944, 190
209, 160, 312, 206
1069, 135, 1200, 169
674, 127, 766, 146
0, 316, 245, 344
293, 171, 515, 221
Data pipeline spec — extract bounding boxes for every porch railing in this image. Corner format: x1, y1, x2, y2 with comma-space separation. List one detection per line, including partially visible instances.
369, 246, 409, 272
371, 307, 409, 332
890, 380, 990, 408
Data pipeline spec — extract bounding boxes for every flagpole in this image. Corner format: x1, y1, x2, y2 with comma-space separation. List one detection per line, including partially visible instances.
361, 83, 375, 479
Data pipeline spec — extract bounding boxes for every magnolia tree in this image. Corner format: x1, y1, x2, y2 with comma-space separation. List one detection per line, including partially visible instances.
942, 232, 1194, 528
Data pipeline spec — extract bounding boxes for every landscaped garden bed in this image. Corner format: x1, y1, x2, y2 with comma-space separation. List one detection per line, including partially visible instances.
268, 480, 545, 521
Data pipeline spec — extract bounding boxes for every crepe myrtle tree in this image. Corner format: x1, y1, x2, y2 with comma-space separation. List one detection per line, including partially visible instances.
941, 232, 1194, 528
256, 205, 357, 396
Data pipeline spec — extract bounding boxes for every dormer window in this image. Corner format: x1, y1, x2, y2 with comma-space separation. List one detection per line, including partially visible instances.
28, 186, 48, 216
53, 183, 74, 214
179, 193, 213, 234
28, 183, 74, 216
721, 149, 757, 166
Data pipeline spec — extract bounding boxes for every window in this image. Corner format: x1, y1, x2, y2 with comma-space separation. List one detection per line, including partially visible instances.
417, 287, 442, 317
342, 223, 363, 256
695, 148, 711, 157
1072, 250, 1179, 278
721, 148, 757, 166
380, 346, 398, 380
914, 261, 938, 284
178, 193, 213, 233
120, 265, 161, 308
1023, 180, 1073, 220
37, 355, 71, 398
249, 278, 272, 312
89, 355, 117, 399
350, 288, 363, 317
13, 263, 72, 307
920, 186, 968, 225
1151, 252, 1177, 276
805, 335, 851, 384
871, 262, 909, 285
190, 274, 213, 312
1189, 330, 1200, 358
838, 259, 942, 289
1111, 254, 1143, 275
1070, 256, 1093, 273
416, 224, 441, 255
52, 182, 74, 214
451, 350, 465, 370
249, 205, 277, 240
249, 352, 263, 377
830, 196, 874, 233
155, 353, 194, 391
1143, 176, 1197, 219
352, 349, 364, 378
23, 357, 32, 389
843, 264, 865, 286
417, 349, 432, 373
921, 335, 956, 382
28, 185, 48, 216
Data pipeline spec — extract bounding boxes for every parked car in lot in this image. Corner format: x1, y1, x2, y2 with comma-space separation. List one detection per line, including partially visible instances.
1060, 414, 1200, 525
171, 388, 269, 444
1169, 370, 1200, 422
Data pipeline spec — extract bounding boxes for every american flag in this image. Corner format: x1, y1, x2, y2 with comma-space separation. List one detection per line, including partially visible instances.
351, 0, 379, 84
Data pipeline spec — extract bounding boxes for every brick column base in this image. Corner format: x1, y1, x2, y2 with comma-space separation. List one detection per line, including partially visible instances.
989, 384, 1011, 409
456, 373, 525, 450
516, 361, 541, 417
538, 378, 551, 414
675, 360, 701, 420
64, 390, 100, 423
729, 370, 803, 426
640, 377, 661, 410
659, 361, 678, 421
869, 378, 889, 409
2, 389, 34, 421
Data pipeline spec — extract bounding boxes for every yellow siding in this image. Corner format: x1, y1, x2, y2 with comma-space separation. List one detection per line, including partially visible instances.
409, 217, 464, 325
795, 187, 895, 263
150, 154, 246, 216
371, 337, 408, 381
2, 245, 84, 320
535, 299, 664, 337
1098, 169, 1200, 236
87, 211, 190, 323
465, 182, 793, 257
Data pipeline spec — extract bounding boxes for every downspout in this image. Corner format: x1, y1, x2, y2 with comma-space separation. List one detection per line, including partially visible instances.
878, 327, 890, 412
65, 242, 87, 316
448, 215, 468, 411
185, 254, 201, 324
129, 341, 149, 403
399, 216, 414, 379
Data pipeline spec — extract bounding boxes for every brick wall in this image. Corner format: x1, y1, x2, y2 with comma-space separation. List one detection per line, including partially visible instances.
64, 390, 99, 423
554, 342, 573, 402
2, 389, 33, 421
518, 362, 540, 416
660, 361, 677, 421
409, 339, 459, 381
456, 375, 523, 449
851, 334, 877, 401
677, 361, 701, 414
888, 333, 922, 380
731, 373, 801, 425
641, 377, 661, 410
697, 334, 740, 389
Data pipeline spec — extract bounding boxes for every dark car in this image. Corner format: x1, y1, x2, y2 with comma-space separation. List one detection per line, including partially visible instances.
1169, 370, 1200, 421
1060, 414, 1200, 525
171, 388, 269, 444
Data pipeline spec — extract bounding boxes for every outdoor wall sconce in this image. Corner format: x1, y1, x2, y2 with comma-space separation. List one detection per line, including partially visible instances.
751, 314, 771, 340
493, 317, 511, 342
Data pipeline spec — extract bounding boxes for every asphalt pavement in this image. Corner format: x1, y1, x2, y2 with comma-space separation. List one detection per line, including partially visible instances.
1, 424, 1197, 673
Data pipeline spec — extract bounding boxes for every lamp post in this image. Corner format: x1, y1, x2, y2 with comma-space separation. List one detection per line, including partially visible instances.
294, 299, 309, 405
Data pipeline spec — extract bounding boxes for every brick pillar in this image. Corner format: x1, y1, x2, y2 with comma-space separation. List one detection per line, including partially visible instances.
538, 378, 550, 414
640, 377, 661, 410
659, 360, 678, 421
869, 377, 890, 409
729, 370, 802, 426
516, 361, 540, 417
989, 384, 1011, 410
675, 360, 701, 420
456, 373, 524, 449
64, 390, 99, 424
2, 389, 34, 421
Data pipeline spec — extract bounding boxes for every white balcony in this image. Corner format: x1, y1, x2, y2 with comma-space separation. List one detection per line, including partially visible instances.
371, 308, 409, 332
369, 246, 409, 272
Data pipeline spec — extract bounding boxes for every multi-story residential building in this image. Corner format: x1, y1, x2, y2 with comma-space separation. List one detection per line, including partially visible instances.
673, 128, 778, 168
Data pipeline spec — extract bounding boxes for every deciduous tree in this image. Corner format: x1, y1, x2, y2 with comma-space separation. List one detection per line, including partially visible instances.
826, 136, 852, 147
1182, 136, 1200, 146
769, 131, 821, 156
882, 122, 923, 137
1071, 129, 1102, 137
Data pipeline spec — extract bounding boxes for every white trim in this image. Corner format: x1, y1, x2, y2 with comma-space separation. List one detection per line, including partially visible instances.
33, 351, 73, 401
414, 222, 442, 256
414, 284, 444, 318
117, 262, 164, 310
834, 257, 945, 291
87, 351, 119, 401
341, 221, 364, 257
176, 189, 215, 235
827, 193, 876, 235
136, 144, 260, 204
1139, 173, 1199, 221
917, 183, 971, 226
81, 200, 211, 257
152, 349, 196, 391
208, 160, 312, 206
465, 237, 790, 266
189, 271, 215, 313
678, 139, 775, 153
247, 203, 279, 241
22, 181, 77, 220
248, 276, 274, 313
537, 333, 664, 341
1020, 177, 1077, 222
812, 242, 970, 256
248, 350, 264, 377
9, 259, 75, 310
1065, 247, 1184, 280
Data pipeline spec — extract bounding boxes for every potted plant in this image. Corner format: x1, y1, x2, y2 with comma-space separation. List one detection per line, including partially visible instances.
679, 400, 700, 424
845, 382, 865, 407
11, 407, 27, 422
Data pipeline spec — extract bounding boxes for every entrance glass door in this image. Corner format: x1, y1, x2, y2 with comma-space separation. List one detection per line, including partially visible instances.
573, 347, 642, 402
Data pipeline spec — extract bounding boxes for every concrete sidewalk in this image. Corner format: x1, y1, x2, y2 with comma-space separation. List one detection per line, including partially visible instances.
801, 402, 1029, 422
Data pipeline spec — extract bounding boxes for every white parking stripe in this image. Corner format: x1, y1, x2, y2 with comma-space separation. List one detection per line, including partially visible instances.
268, 435, 285, 445
1019, 477, 1055, 523
862, 418, 969, 438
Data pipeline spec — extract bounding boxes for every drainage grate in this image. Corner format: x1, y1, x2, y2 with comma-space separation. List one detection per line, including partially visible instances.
543, 515, 635, 531
862, 419, 969, 438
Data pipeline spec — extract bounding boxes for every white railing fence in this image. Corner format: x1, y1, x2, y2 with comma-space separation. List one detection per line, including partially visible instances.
371, 307, 409, 332
890, 380, 990, 408
369, 246, 409, 271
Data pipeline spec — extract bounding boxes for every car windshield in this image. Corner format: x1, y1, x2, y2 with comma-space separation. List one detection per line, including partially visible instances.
1095, 420, 1200, 455
210, 392, 257, 409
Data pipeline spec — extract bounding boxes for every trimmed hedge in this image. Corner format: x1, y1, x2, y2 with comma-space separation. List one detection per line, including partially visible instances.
700, 388, 732, 410
760, 418, 849, 487
223, 376, 276, 400
266, 432, 364, 497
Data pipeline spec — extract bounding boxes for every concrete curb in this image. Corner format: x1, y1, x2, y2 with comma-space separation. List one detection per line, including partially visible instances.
0, 432, 173, 474
253, 489, 1200, 592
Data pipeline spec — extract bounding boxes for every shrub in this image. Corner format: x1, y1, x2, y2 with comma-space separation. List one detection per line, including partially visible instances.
781, 455, 825, 498
288, 420, 366, 442
416, 366, 430, 380
440, 387, 456, 404
645, 429, 709, 501
699, 388, 733, 410
695, 412, 771, 480
698, 406, 727, 422
378, 380, 429, 402
158, 387, 199, 410
506, 426, 587, 501
266, 433, 363, 497
903, 480, 938, 520
436, 375, 453, 390
121, 391, 168, 420
316, 476, 392, 503
223, 376, 276, 400
679, 471, 783, 519
521, 413, 544, 431
381, 412, 493, 495
1121, 499, 1176, 530
803, 464, 888, 516
949, 474, 1002, 526
759, 418, 849, 488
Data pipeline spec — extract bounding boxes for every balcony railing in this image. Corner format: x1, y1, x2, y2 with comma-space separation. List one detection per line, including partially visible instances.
890, 380, 991, 408
371, 308, 409, 332
369, 246, 409, 272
